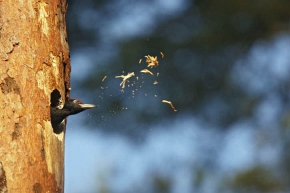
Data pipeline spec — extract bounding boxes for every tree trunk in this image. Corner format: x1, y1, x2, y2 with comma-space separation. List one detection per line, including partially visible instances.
0, 0, 70, 192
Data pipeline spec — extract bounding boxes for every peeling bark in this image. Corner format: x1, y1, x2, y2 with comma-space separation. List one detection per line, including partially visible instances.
0, 0, 70, 192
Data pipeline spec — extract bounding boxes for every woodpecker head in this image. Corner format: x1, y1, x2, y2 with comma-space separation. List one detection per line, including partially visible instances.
50, 98, 97, 134
63, 98, 96, 115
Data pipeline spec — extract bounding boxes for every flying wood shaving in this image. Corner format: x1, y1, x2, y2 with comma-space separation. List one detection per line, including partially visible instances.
139, 59, 142, 64
160, 52, 164, 58
102, 76, 107, 82
115, 72, 135, 88
162, 100, 177, 112
153, 81, 158, 85
145, 55, 159, 68
140, 69, 154, 76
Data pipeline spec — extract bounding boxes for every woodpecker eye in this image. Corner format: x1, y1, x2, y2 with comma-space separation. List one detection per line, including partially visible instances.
70, 98, 83, 104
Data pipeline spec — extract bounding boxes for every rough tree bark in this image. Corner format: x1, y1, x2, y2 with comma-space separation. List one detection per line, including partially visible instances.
0, 0, 70, 192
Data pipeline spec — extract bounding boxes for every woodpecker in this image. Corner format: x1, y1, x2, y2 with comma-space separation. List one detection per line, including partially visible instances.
51, 98, 96, 134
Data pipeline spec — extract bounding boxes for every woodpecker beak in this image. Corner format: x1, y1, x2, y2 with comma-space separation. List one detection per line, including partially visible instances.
79, 104, 97, 109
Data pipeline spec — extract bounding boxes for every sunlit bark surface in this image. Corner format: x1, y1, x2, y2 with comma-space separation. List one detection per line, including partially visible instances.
0, 0, 70, 192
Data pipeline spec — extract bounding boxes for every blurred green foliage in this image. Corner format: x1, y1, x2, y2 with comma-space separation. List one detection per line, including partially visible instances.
229, 167, 285, 192
153, 175, 171, 193
67, 0, 290, 133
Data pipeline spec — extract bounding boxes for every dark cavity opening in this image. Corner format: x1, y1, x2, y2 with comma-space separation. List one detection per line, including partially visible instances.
50, 89, 62, 108
50, 89, 64, 134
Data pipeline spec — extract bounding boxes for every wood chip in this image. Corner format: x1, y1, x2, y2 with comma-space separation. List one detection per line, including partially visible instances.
162, 100, 177, 112
140, 69, 154, 76
139, 59, 142, 64
145, 55, 159, 68
153, 81, 158, 85
102, 76, 107, 82
160, 52, 164, 58
115, 72, 135, 88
